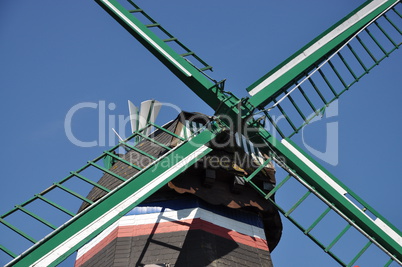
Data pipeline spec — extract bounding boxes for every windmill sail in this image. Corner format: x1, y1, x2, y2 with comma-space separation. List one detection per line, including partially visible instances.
1, 118, 218, 266
247, 0, 401, 138
95, 0, 231, 111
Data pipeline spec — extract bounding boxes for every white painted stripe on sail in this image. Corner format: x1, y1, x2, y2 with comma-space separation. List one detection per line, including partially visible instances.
101, 0, 192, 77
249, 0, 389, 96
32, 145, 209, 266
374, 218, 402, 246
282, 139, 402, 246
75, 220, 120, 259
281, 139, 347, 195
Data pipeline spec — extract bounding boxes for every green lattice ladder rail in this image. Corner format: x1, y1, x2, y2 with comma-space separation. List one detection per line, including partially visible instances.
126, 0, 214, 73
93, 0, 402, 265
0, 122, 219, 266
242, 144, 401, 266
95, 0, 243, 115
247, 0, 401, 107
252, 3, 401, 138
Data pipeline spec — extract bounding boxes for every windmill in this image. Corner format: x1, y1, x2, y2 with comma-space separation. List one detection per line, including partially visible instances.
0, 0, 402, 267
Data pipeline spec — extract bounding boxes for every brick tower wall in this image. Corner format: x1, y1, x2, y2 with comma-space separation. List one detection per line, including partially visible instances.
75, 198, 274, 267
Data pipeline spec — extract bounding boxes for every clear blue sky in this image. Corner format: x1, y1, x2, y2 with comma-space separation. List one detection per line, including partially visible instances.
0, 0, 401, 266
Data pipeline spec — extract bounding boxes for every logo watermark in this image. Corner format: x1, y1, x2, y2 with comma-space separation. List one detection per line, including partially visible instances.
64, 100, 182, 148
301, 100, 339, 166
64, 100, 339, 166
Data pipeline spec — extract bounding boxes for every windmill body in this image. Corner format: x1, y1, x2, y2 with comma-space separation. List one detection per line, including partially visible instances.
0, 1, 400, 266
74, 111, 280, 266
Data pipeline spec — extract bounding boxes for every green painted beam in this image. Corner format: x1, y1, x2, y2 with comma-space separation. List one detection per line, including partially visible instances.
94, 0, 263, 132
95, 0, 240, 114
6, 129, 218, 267
247, 0, 398, 108
249, 126, 402, 263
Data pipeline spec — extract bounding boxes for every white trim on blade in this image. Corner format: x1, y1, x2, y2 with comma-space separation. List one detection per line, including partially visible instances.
281, 139, 402, 247
281, 139, 347, 195
31, 145, 209, 266
101, 0, 192, 77
374, 218, 402, 246
249, 0, 390, 96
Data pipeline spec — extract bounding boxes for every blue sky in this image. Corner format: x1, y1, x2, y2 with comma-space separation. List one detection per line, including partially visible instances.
1, 0, 401, 266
